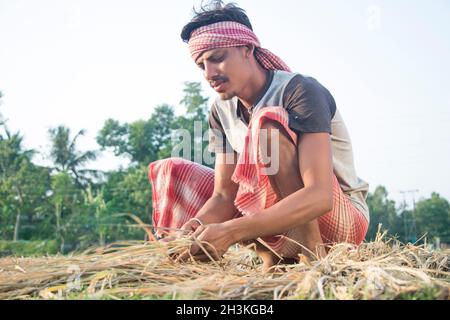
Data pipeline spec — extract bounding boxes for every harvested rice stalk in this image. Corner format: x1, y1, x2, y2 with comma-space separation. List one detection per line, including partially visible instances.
0, 233, 448, 300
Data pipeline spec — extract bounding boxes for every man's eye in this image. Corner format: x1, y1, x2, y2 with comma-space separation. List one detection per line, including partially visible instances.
211, 55, 224, 62
197, 63, 204, 70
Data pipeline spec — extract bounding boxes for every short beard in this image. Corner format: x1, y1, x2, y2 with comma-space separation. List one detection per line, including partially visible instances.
218, 91, 236, 101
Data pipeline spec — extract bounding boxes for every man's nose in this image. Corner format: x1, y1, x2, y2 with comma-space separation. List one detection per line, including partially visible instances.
204, 62, 218, 81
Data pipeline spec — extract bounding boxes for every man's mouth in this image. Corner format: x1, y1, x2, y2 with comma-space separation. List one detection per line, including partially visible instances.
212, 80, 227, 93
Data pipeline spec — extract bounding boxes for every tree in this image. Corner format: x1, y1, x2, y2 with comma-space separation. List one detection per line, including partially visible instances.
415, 193, 450, 243
97, 104, 175, 165
180, 82, 209, 118
97, 83, 212, 167
48, 126, 98, 187
0, 126, 50, 241
160, 82, 212, 167
102, 165, 152, 235
366, 186, 401, 240
48, 172, 80, 252
83, 186, 108, 247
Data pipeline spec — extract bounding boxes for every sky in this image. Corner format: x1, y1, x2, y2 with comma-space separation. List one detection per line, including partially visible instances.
0, 0, 449, 207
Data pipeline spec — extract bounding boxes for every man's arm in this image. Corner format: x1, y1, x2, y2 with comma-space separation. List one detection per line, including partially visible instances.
180, 152, 239, 231
225, 132, 334, 242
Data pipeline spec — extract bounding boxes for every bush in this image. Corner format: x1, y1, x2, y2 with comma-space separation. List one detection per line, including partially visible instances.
0, 240, 59, 257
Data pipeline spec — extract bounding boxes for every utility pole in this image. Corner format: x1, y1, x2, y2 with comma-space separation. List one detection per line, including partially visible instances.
400, 189, 419, 243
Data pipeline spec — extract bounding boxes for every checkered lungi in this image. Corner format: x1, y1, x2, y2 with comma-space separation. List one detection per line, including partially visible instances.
148, 107, 368, 257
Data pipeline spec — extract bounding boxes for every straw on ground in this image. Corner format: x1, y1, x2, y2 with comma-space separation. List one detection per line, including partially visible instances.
0, 231, 449, 300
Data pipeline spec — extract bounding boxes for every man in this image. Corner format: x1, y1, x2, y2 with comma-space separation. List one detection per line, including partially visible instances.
148, 1, 369, 269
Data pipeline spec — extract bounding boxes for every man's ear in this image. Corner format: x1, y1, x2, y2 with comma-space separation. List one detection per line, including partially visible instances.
244, 44, 255, 58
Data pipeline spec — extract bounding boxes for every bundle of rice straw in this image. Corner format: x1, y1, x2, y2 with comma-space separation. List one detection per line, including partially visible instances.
0, 231, 449, 300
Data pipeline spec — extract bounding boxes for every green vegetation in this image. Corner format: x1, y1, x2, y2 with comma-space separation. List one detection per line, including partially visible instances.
366, 186, 450, 244
0, 240, 58, 257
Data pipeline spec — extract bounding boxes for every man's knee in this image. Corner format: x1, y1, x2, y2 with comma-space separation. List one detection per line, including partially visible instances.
148, 157, 189, 178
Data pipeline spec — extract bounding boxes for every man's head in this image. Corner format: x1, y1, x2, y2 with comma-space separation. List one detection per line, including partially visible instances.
181, 2, 257, 100
181, 1, 253, 42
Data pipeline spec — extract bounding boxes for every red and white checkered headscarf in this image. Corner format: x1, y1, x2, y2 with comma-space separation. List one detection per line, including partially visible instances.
188, 21, 291, 72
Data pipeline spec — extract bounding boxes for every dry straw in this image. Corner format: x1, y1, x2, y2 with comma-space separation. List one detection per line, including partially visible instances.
0, 230, 449, 300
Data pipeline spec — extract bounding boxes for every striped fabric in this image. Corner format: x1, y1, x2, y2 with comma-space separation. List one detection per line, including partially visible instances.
231, 107, 296, 248
148, 107, 368, 257
148, 158, 218, 239
188, 21, 291, 72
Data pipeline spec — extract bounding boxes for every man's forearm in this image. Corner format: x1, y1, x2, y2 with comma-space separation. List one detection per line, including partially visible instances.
224, 186, 333, 243
195, 194, 237, 225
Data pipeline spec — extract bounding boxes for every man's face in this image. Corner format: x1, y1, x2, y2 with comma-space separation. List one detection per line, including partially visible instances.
195, 46, 251, 100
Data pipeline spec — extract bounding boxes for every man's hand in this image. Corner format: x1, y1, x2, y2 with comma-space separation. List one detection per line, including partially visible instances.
180, 218, 203, 235
159, 218, 203, 243
175, 222, 236, 262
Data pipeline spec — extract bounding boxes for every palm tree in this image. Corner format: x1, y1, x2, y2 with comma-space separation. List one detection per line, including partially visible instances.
0, 125, 38, 241
48, 126, 98, 187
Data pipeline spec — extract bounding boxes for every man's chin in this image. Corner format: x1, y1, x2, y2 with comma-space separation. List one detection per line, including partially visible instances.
218, 91, 235, 101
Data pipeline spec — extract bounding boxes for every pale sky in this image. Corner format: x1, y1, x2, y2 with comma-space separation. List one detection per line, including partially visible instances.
1, 0, 449, 207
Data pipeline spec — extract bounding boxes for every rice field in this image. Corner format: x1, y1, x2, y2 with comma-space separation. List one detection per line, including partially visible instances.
0, 231, 449, 300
